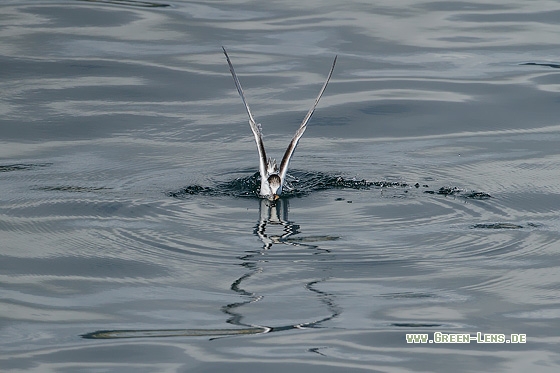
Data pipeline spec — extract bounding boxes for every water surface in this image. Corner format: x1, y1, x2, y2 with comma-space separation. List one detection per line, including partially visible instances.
2, 0, 560, 372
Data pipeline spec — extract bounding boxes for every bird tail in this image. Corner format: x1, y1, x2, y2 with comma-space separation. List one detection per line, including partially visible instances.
267, 158, 278, 174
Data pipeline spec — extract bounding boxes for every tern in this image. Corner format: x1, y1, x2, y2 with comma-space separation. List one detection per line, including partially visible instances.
223, 47, 336, 200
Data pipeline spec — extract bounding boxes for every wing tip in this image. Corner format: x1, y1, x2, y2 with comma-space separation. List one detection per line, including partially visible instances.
222, 46, 230, 60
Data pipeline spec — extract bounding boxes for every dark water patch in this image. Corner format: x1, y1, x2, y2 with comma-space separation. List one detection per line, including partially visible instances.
381, 292, 434, 299
35, 186, 112, 193
415, 1, 514, 12
334, 198, 354, 203
82, 327, 268, 339
75, 0, 170, 8
391, 323, 442, 328
521, 62, 560, 69
0, 163, 52, 173
471, 223, 527, 229
283, 235, 340, 243
424, 186, 491, 200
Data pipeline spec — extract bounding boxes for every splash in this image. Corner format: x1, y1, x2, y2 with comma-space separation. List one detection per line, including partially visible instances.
168, 170, 491, 201
167, 170, 379, 199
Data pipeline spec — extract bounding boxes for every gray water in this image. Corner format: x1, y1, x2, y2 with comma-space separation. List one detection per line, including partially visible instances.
1, 0, 560, 372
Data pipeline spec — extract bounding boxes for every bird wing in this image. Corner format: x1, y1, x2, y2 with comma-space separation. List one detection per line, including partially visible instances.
223, 46, 268, 181
279, 55, 337, 182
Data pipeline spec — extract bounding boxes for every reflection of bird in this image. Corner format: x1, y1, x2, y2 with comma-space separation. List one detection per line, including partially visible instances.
223, 47, 337, 200
255, 198, 296, 250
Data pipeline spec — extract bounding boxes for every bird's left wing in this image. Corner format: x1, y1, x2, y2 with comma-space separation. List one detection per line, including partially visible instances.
279, 55, 337, 181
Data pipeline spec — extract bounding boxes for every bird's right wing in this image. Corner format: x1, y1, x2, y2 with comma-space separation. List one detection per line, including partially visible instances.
223, 46, 268, 181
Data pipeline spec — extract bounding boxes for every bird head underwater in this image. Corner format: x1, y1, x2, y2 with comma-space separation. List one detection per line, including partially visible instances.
222, 47, 336, 201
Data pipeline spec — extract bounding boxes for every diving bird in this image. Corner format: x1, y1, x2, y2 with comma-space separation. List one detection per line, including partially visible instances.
222, 47, 336, 200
